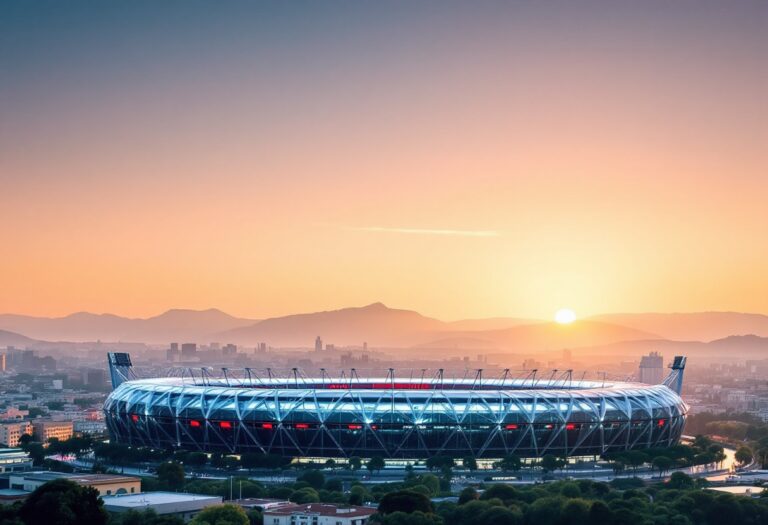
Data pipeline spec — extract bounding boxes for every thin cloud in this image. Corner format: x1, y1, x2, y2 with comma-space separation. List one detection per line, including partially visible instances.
350, 226, 500, 237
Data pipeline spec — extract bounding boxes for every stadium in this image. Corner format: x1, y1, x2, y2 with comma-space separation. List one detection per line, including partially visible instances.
104, 354, 688, 459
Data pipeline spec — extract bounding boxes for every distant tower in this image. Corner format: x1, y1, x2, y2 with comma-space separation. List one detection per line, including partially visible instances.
315, 336, 323, 352
181, 343, 197, 359
638, 352, 664, 384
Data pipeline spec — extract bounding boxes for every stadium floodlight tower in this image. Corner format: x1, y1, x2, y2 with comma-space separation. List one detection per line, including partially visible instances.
104, 354, 689, 460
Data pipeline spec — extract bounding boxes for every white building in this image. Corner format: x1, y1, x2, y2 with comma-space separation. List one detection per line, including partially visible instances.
639, 352, 664, 385
263, 503, 375, 525
102, 492, 223, 522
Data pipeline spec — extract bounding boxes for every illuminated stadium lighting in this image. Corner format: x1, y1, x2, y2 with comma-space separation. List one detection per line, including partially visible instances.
104, 355, 689, 459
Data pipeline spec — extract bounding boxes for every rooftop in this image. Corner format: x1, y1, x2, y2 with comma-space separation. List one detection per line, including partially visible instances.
101, 492, 222, 508
18, 471, 139, 485
265, 503, 376, 518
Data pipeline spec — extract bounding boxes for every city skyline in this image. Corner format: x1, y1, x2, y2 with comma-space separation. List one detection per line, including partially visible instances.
2, 2, 767, 321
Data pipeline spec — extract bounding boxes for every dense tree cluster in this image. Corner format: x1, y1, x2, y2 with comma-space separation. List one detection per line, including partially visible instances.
372, 475, 768, 525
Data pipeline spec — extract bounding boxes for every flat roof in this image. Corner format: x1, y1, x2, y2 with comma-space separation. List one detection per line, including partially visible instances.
17, 471, 139, 484
265, 503, 375, 518
102, 492, 221, 507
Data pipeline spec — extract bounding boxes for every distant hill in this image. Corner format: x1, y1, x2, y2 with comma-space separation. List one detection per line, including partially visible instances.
417, 320, 660, 353
446, 317, 538, 331
588, 312, 768, 342
216, 302, 447, 347
217, 304, 658, 350
0, 309, 256, 343
0, 329, 37, 347
566, 334, 768, 360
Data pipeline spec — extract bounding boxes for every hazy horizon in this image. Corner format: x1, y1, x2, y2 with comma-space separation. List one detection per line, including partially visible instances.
2, 1, 767, 321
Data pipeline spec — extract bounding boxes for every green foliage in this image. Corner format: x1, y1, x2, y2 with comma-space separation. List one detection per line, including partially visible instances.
735, 446, 753, 466
424, 456, 454, 471
189, 504, 249, 525
495, 453, 522, 472
157, 461, 185, 491
371, 477, 768, 525
19, 479, 108, 525
297, 469, 325, 490
378, 490, 433, 515
367, 456, 386, 474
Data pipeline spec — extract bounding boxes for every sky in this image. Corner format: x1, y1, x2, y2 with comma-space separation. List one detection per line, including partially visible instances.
1, 1, 767, 321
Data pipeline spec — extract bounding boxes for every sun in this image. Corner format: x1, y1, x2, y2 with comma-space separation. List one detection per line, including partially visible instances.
555, 308, 577, 324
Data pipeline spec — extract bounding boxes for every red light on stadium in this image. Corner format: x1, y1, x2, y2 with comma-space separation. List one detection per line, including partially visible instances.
565, 423, 576, 430
189, 419, 201, 428
348, 424, 363, 430
370, 425, 377, 430
219, 421, 233, 430
327, 384, 350, 389
262, 423, 273, 429
131, 414, 139, 423
295, 423, 309, 430
505, 424, 519, 430
545, 424, 554, 429
657, 419, 666, 427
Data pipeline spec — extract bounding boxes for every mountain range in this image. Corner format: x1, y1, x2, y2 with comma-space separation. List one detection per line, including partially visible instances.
0, 309, 255, 343
0, 304, 767, 359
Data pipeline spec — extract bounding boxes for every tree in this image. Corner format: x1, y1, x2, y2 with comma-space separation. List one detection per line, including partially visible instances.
667, 472, 695, 490
425, 456, 453, 471
185, 452, 209, 467
735, 446, 753, 467
297, 469, 325, 490
462, 456, 477, 472
190, 504, 249, 525
651, 456, 673, 477
290, 487, 320, 504
246, 509, 263, 525
349, 485, 370, 506
19, 479, 108, 525
496, 453, 522, 473
540, 454, 561, 473
480, 484, 517, 502
457, 487, 478, 505
378, 490, 433, 515
349, 456, 362, 471
157, 461, 185, 491
478, 506, 523, 525
367, 456, 386, 474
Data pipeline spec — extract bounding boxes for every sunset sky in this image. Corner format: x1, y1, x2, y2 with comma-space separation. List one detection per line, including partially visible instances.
1, 1, 767, 321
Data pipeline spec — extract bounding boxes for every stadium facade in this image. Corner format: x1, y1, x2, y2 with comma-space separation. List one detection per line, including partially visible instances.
104, 354, 688, 459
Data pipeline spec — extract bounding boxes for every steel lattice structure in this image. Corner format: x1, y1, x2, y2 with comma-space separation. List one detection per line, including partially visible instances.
104, 354, 689, 459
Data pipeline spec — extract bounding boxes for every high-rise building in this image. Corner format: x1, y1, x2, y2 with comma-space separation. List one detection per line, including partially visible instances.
181, 343, 197, 359
166, 345, 180, 362
223, 344, 237, 356
314, 337, 323, 352
639, 352, 664, 385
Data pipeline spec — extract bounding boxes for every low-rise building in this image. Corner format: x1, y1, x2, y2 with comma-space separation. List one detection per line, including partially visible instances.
31, 420, 73, 442
232, 498, 293, 511
102, 492, 223, 522
0, 448, 33, 473
263, 503, 375, 525
0, 422, 32, 447
8, 472, 141, 496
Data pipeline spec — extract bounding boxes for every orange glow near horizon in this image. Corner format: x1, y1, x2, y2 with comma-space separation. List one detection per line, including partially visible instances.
1, 3, 767, 321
